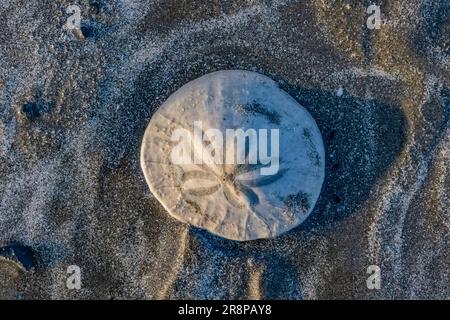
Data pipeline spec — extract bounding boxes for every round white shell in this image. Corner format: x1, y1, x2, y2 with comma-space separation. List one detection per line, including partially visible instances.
141, 70, 325, 241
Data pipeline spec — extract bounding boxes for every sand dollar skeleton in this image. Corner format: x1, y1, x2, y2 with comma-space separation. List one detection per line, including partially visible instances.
141, 70, 325, 241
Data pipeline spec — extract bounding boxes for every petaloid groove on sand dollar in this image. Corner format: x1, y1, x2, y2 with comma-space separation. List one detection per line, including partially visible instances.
140, 70, 325, 241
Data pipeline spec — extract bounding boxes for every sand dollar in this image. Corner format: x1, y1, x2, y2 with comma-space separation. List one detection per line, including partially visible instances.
141, 70, 325, 241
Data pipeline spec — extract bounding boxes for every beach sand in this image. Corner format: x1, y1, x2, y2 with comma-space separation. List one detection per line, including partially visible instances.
0, 0, 448, 299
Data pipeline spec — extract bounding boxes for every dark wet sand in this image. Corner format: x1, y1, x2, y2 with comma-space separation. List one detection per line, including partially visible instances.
0, 0, 449, 299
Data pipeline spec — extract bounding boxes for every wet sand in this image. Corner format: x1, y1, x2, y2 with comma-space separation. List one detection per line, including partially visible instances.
0, 0, 449, 299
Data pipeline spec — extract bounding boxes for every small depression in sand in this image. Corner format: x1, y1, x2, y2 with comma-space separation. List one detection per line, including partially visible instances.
141, 70, 325, 241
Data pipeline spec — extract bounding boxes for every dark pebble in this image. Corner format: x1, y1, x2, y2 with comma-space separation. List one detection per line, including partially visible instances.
21, 101, 52, 119
0, 244, 35, 271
